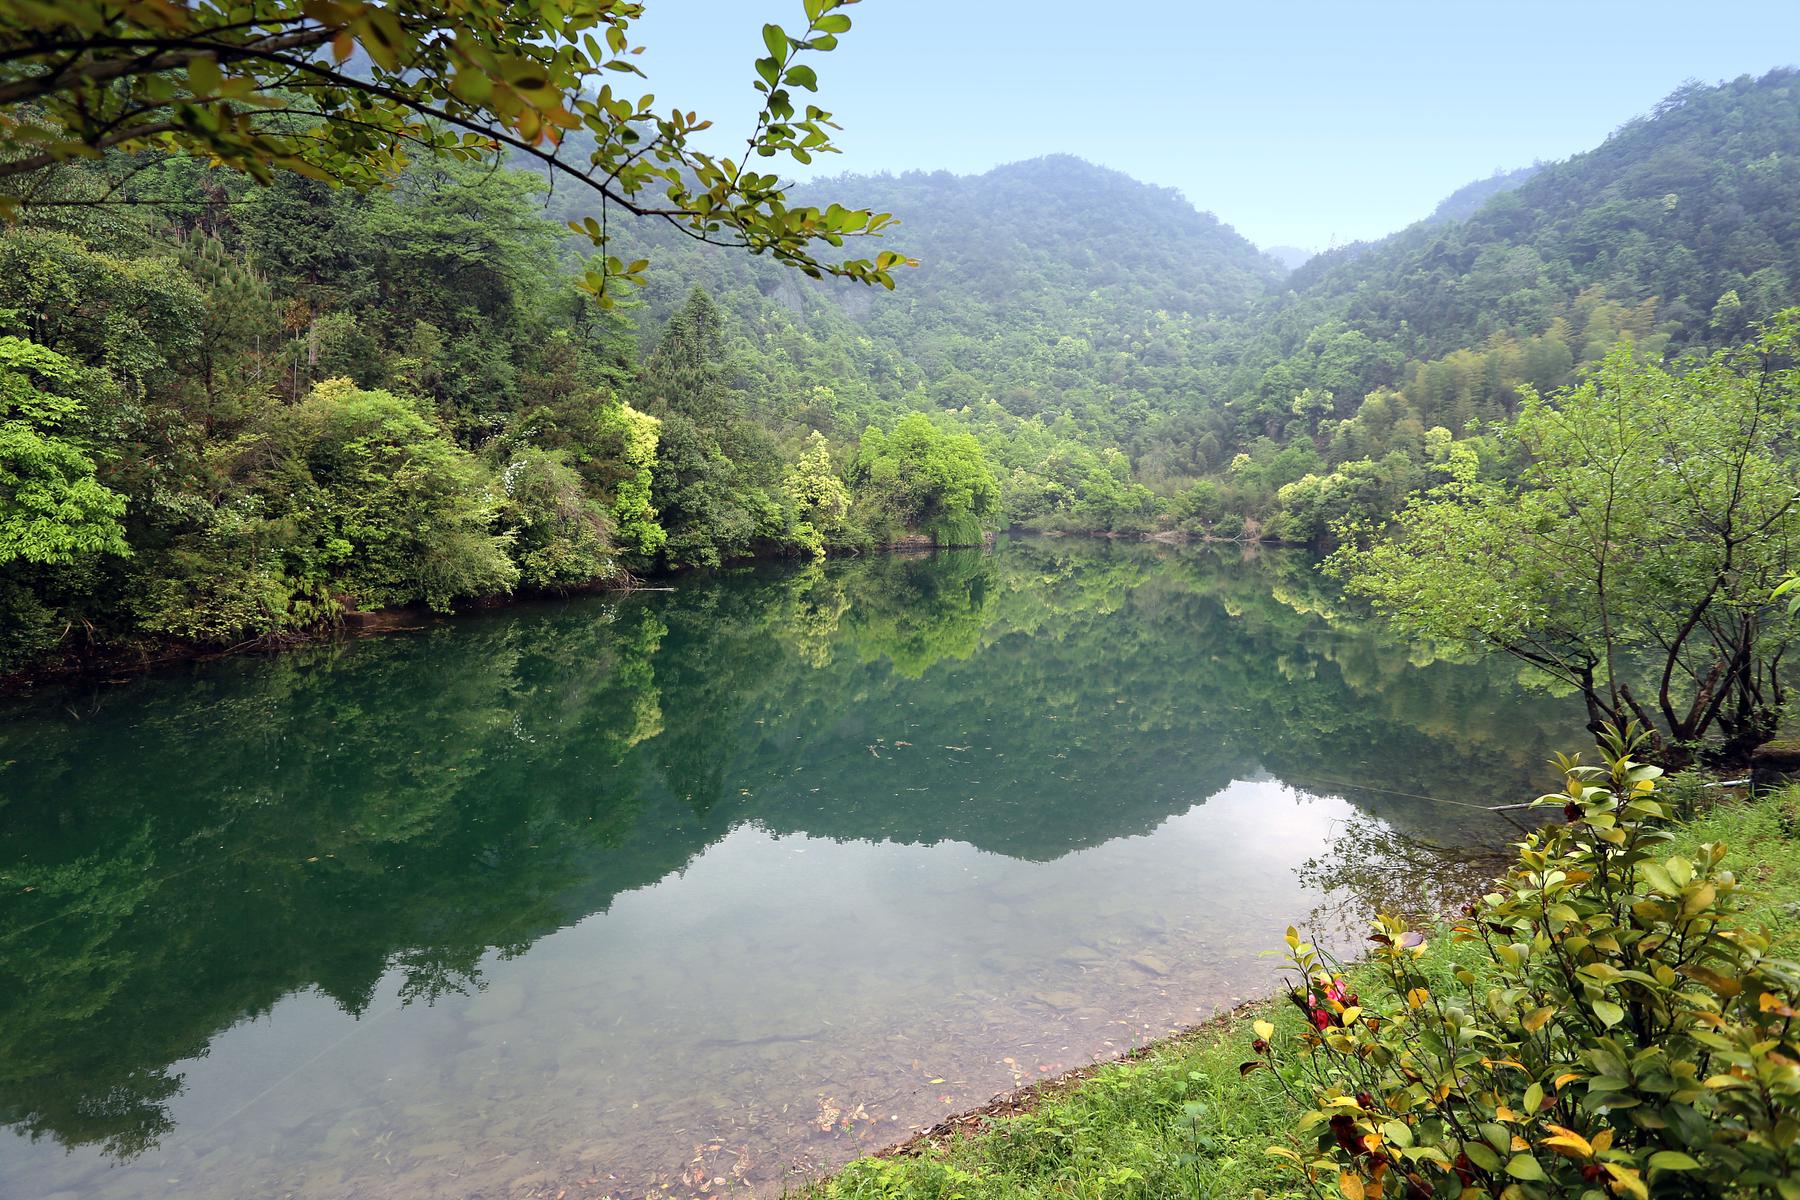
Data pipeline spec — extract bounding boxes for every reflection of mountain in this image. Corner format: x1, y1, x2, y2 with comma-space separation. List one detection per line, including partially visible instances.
0, 539, 1579, 1158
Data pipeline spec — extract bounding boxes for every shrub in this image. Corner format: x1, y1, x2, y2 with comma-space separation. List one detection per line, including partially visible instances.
1256, 724, 1800, 1199
496, 447, 619, 590
268, 379, 519, 611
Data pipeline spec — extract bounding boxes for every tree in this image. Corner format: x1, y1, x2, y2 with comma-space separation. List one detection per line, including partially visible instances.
850, 413, 999, 546
0, 335, 128, 565
496, 447, 618, 590
637, 288, 782, 566
1330, 317, 1800, 764
781, 430, 849, 557
0, 0, 909, 300
591, 401, 665, 560
268, 378, 519, 611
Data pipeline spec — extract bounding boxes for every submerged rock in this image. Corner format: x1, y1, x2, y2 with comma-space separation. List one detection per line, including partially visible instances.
1031, 990, 1084, 1012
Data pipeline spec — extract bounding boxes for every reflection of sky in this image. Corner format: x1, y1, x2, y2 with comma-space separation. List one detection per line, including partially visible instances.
6, 780, 1372, 1200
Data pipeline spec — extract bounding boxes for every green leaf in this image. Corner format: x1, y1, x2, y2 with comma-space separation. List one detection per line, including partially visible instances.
762, 23, 789, 59
1592, 1000, 1625, 1027
1463, 1142, 1501, 1172
187, 55, 221, 96
1506, 1154, 1548, 1181
1648, 1151, 1701, 1170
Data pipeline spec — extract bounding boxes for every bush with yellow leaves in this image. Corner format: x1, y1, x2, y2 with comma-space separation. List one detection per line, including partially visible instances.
1252, 724, 1800, 1199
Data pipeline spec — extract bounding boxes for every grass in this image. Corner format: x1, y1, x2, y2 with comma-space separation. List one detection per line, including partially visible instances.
803, 784, 1800, 1200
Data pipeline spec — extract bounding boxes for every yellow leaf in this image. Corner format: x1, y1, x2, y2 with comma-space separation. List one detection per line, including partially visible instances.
1541, 1127, 1594, 1158
1406, 987, 1430, 1009
1254, 1019, 1275, 1041
1339, 1169, 1366, 1200
1523, 1005, 1556, 1033
1603, 1163, 1649, 1200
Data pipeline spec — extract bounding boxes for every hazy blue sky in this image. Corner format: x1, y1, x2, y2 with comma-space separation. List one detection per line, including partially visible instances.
631, 0, 1800, 251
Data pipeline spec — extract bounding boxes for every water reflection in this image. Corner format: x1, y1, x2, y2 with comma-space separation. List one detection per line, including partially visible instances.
0, 539, 1578, 1198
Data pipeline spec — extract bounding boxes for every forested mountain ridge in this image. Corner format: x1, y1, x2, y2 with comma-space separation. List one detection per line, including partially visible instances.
595, 68, 1800, 537
1423, 164, 1541, 225
1163, 68, 1800, 539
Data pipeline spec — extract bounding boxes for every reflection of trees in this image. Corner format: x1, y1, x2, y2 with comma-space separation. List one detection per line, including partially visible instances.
0, 539, 1580, 1159
843, 549, 997, 676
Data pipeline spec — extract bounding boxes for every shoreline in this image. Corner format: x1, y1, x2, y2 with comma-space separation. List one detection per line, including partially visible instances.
0, 528, 1288, 699
863, 997, 1269, 1166
793, 787, 1793, 1200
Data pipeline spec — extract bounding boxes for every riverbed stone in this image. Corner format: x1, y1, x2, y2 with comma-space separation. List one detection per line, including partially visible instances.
1128, 953, 1170, 977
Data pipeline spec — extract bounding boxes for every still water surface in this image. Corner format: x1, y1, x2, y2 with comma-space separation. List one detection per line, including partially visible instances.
0, 539, 1577, 1199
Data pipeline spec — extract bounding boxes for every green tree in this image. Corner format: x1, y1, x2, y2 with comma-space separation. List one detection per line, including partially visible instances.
0, 0, 908, 299
781, 430, 850, 557
850, 413, 1000, 546
0, 336, 128, 565
1331, 318, 1800, 764
637, 289, 782, 566
268, 378, 519, 611
592, 401, 666, 560
496, 447, 618, 590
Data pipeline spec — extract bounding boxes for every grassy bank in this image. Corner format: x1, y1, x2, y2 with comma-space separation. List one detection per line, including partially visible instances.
807, 786, 1800, 1200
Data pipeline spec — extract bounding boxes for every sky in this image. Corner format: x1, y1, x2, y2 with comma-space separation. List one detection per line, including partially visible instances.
630, 0, 1800, 252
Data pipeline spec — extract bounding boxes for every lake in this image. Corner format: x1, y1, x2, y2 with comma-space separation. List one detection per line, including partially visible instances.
0, 538, 1578, 1200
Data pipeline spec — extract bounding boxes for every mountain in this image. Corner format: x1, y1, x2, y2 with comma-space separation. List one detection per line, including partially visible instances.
1264, 245, 1317, 271
1425, 164, 1542, 224
565, 153, 1285, 441
542, 69, 1800, 529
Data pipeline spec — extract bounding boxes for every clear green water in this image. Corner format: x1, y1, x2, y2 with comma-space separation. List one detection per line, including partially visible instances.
0, 539, 1576, 1199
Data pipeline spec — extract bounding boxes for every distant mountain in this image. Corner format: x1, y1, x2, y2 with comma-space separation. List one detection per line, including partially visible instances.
1425, 164, 1543, 224
1263, 245, 1316, 272
808, 156, 1282, 319
557, 155, 1285, 433
562, 69, 1800, 474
